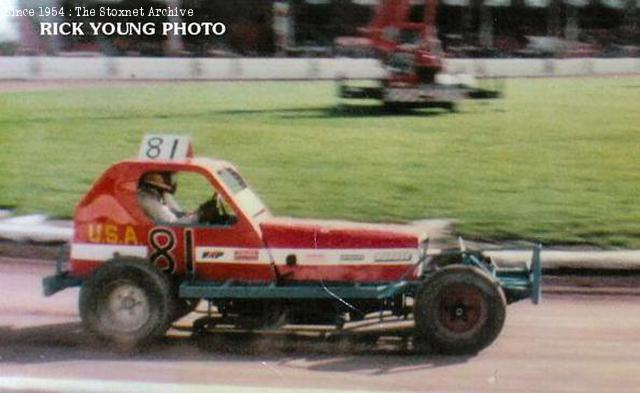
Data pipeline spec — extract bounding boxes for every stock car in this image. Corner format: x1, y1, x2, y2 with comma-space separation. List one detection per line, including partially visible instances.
44, 135, 541, 354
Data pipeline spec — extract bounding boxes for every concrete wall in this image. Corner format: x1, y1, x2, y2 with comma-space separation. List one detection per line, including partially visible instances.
0, 56, 638, 80
446, 58, 640, 78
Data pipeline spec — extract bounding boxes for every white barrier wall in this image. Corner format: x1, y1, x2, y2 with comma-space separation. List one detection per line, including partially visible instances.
446, 58, 640, 78
0, 56, 638, 80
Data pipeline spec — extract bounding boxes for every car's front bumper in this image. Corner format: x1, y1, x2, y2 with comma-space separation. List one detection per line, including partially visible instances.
42, 245, 82, 296
42, 271, 82, 296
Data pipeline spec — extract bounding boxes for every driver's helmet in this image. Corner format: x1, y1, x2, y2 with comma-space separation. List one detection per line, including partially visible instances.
140, 172, 176, 194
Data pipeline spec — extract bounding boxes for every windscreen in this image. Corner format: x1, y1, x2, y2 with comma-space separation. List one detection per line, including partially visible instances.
217, 167, 270, 221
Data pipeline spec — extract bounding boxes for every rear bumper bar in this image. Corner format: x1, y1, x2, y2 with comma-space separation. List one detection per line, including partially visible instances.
495, 245, 543, 304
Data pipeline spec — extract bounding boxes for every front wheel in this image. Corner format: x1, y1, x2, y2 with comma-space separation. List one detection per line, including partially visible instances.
79, 258, 174, 348
414, 265, 506, 355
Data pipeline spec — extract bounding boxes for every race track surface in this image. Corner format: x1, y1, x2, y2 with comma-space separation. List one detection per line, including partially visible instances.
1, 258, 639, 393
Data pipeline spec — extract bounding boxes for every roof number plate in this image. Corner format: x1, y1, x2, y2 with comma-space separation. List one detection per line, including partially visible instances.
138, 134, 193, 161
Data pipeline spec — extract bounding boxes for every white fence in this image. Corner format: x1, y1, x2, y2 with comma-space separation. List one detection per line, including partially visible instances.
0, 56, 639, 80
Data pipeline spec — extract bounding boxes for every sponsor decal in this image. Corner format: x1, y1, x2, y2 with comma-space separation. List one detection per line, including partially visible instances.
304, 253, 326, 262
339, 254, 366, 262
373, 251, 413, 263
200, 250, 225, 260
234, 249, 259, 261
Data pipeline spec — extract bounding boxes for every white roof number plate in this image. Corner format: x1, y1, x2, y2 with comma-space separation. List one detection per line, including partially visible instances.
138, 134, 193, 161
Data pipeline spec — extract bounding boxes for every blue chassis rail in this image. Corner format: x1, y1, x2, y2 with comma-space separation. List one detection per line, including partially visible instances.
43, 245, 542, 305
179, 245, 542, 303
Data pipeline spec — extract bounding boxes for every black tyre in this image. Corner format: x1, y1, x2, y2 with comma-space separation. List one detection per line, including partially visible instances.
79, 257, 174, 348
414, 265, 506, 355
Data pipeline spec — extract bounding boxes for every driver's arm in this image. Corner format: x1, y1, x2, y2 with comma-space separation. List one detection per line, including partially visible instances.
163, 193, 198, 224
164, 193, 185, 217
173, 212, 199, 224
138, 191, 180, 223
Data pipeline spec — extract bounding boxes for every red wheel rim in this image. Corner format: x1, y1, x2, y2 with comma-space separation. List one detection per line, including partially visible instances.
438, 284, 488, 335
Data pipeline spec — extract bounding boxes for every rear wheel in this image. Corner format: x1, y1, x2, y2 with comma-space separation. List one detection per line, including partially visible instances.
79, 258, 174, 348
414, 265, 506, 355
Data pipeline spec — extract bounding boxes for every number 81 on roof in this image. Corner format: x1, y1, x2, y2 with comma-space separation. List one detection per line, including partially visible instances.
138, 134, 194, 161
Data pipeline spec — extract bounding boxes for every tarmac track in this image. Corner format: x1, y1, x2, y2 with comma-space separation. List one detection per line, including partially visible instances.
0, 257, 639, 393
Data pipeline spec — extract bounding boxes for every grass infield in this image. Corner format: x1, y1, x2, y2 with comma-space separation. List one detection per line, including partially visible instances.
1, 77, 639, 248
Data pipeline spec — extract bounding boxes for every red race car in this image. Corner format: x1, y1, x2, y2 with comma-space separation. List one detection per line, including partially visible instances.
44, 135, 541, 354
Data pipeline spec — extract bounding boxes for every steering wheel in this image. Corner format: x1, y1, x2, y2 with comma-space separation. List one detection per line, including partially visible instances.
197, 193, 231, 225
214, 193, 232, 224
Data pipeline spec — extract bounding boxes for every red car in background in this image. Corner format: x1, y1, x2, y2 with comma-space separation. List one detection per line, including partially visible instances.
44, 135, 541, 354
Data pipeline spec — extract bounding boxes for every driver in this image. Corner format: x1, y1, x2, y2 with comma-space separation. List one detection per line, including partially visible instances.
137, 172, 198, 224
